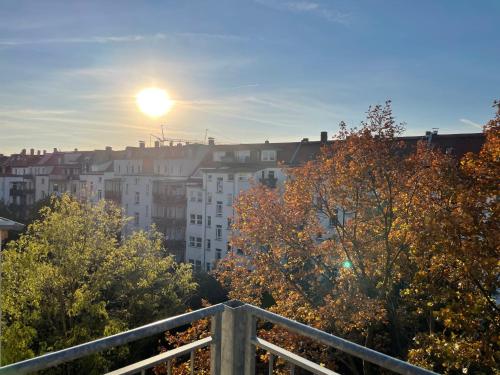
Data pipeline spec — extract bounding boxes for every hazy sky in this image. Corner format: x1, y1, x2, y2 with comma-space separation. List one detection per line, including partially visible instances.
1, 0, 499, 154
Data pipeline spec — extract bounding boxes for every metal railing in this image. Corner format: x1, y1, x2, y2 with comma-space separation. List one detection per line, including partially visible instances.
0, 301, 438, 375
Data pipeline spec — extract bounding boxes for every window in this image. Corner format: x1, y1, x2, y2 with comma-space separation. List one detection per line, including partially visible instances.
189, 236, 195, 247
207, 216, 212, 227
196, 237, 202, 248
197, 192, 203, 202
228, 174, 234, 181
238, 175, 247, 181
190, 191, 196, 202
227, 242, 231, 252
216, 249, 222, 260
189, 259, 194, 266
135, 177, 139, 185
262, 150, 276, 161
135, 192, 140, 204
146, 205, 149, 217
216, 177, 223, 193
207, 192, 213, 204
98, 177, 102, 183
190, 214, 196, 224
329, 216, 336, 227
125, 184, 129, 194
134, 212, 139, 226
226, 194, 232, 206
206, 239, 211, 249
196, 215, 202, 225
206, 263, 211, 271
195, 260, 201, 272
41, 178, 45, 184
207, 174, 212, 182
227, 218, 232, 229
268, 170, 275, 179
216, 225, 222, 240
146, 184, 149, 195
216, 201, 223, 217
97, 190, 102, 200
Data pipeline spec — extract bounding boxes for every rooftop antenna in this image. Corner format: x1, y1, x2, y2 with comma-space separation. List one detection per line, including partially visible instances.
149, 124, 203, 146
204, 129, 208, 144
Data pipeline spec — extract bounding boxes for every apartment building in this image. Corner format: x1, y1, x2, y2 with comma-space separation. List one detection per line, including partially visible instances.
0, 130, 486, 269
185, 140, 305, 272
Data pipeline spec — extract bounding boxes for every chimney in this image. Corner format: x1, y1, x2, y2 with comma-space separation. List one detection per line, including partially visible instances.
301, 138, 309, 143
105, 146, 112, 152
74, 148, 78, 152
432, 128, 439, 135
139, 141, 145, 148
320, 131, 328, 143
154, 140, 160, 148
37, 150, 41, 155
53, 148, 57, 153
169, 141, 174, 147
265, 140, 269, 144
208, 137, 215, 146
21, 148, 26, 155
30, 148, 35, 155
43, 150, 47, 155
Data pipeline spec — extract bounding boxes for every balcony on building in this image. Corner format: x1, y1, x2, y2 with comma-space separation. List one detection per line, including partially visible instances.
259, 176, 277, 189
152, 181, 186, 205
104, 178, 122, 204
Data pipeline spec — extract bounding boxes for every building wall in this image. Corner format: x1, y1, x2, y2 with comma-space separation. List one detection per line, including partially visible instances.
185, 167, 285, 271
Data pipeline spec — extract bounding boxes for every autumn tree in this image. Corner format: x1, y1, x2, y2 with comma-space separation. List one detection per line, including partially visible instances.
1, 195, 196, 373
405, 102, 499, 374
217, 101, 498, 374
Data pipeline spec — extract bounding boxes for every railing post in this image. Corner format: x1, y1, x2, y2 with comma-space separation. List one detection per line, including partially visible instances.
220, 301, 253, 375
210, 312, 222, 375
244, 309, 256, 375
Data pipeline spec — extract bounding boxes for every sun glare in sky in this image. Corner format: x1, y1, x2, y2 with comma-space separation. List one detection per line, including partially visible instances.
136, 87, 173, 118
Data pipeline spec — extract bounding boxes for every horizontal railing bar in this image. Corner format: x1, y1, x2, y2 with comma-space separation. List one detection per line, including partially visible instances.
0, 304, 224, 375
105, 336, 212, 375
253, 337, 340, 375
245, 305, 438, 375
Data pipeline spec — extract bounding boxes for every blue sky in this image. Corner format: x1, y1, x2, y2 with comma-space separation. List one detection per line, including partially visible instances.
0, 0, 499, 153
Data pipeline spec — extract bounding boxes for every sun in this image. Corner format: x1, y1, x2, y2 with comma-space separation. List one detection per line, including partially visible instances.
135, 87, 173, 118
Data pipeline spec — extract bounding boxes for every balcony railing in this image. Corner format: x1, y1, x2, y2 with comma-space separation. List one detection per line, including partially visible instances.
153, 192, 187, 205
104, 191, 122, 204
0, 300, 437, 375
259, 176, 278, 189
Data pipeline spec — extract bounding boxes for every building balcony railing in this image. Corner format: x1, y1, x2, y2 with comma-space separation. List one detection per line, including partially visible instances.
9, 188, 34, 196
152, 192, 187, 205
104, 191, 122, 204
151, 216, 186, 227
0, 300, 437, 375
259, 176, 278, 189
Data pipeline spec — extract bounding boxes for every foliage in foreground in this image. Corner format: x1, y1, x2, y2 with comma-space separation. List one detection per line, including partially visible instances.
1, 195, 197, 373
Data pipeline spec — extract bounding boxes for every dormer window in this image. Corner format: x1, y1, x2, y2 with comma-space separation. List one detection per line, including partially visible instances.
261, 150, 276, 161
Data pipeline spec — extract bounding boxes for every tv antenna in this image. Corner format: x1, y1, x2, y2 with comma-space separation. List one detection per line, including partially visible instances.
149, 124, 203, 146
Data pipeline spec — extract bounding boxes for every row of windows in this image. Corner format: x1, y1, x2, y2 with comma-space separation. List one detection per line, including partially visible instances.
189, 213, 232, 230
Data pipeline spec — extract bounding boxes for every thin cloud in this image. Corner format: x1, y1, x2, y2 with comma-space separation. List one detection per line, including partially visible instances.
0, 33, 166, 46
255, 0, 350, 24
459, 118, 483, 129
0, 31, 249, 47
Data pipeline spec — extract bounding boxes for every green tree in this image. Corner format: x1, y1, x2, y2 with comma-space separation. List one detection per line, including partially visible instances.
1, 195, 196, 373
